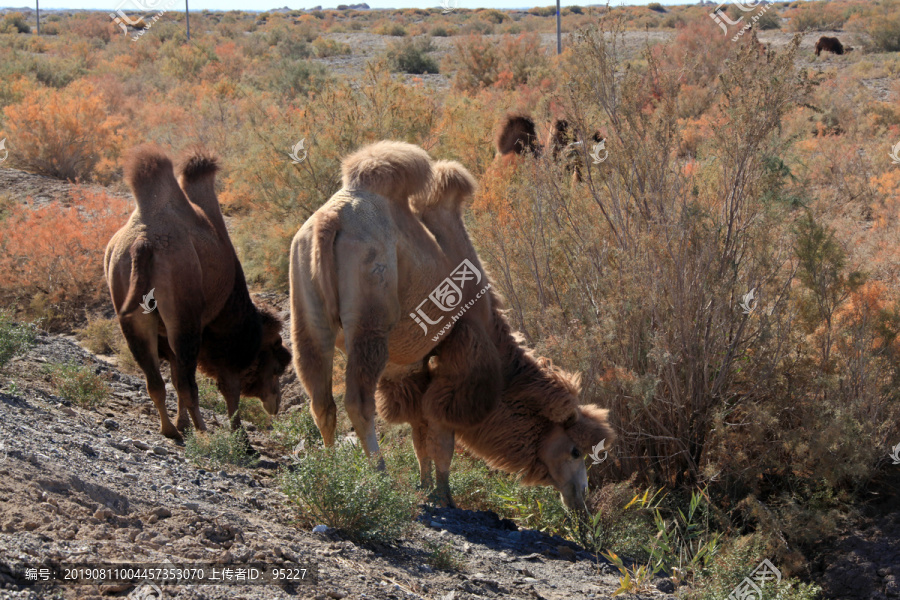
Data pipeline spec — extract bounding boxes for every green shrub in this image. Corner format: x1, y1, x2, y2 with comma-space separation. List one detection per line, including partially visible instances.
0, 310, 35, 371
185, 429, 258, 469
46, 362, 110, 408
430, 26, 451, 37
197, 375, 225, 414
424, 540, 465, 571
647, 3, 666, 13
387, 37, 440, 74
272, 405, 323, 452
238, 397, 272, 429
852, 15, 900, 53
0, 12, 30, 34
312, 36, 352, 57
279, 443, 419, 542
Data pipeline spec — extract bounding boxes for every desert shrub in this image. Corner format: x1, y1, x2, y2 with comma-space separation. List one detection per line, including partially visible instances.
375, 22, 407, 36
447, 32, 550, 90
386, 37, 439, 74
850, 13, 900, 53
279, 443, 419, 541
238, 397, 272, 429
430, 25, 451, 37
647, 3, 666, 13
0, 310, 35, 371
75, 317, 119, 355
755, 7, 782, 30
312, 36, 351, 57
46, 362, 111, 408
477, 8, 507, 24
528, 6, 556, 17
424, 540, 466, 571
785, 1, 847, 31
185, 429, 258, 468
0, 12, 30, 33
0, 188, 131, 328
272, 405, 323, 452
197, 375, 225, 414
1, 81, 123, 182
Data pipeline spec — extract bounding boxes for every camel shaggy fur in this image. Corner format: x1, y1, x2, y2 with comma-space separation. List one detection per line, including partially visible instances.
815, 36, 845, 56
377, 290, 615, 512
291, 140, 614, 511
105, 145, 291, 440
495, 114, 603, 183
290, 141, 502, 459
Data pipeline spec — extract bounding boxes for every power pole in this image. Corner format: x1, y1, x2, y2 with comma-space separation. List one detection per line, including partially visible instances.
185, 0, 190, 41
556, 0, 561, 54
35, 0, 40, 34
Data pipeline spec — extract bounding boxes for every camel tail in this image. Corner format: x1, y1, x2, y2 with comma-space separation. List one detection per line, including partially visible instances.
123, 144, 181, 213
177, 146, 219, 184
120, 238, 155, 316
341, 141, 433, 206
176, 146, 227, 233
411, 160, 477, 214
311, 209, 342, 326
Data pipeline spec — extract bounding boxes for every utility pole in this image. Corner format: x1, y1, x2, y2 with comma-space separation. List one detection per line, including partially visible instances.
35, 0, 40, 34
556, 0, 561, 54
185, 0, 190, 41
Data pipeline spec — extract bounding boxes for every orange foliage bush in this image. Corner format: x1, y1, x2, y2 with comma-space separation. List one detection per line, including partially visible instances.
1, 81, 124, 183
0, 189, 131, 326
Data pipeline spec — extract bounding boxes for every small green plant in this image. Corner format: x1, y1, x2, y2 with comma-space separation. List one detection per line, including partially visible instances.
45, 362, 111, 408
238, 397, 272, 429
645, 488, 722, 583
602, 550, 657, 596
279, 442, 418, 542
185, 429, 258, 468
197, 375, 225, 414
312, 37, 352, 57
76, 317, 119, 355
272, 405, 323, 452
0, 310, 35, 371
386, 37, 439, 74
424, 540, 465, 571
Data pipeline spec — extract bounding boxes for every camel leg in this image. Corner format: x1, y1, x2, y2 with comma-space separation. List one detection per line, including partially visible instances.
344, 331, 388, 467
217, 374, 242, 431
166, 325, 205, 434
411, 420, 433, 490
426, 420, 456, 508
120, 317, 180, 440
291, 312, 338, 447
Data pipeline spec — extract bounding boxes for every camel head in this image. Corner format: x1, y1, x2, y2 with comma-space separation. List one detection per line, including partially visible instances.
241, 307, 291, 415
512, 360, 615, 516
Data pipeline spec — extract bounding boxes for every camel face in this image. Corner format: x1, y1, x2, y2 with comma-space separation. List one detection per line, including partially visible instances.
539, 423, 590, 514
240, 323, 291, 415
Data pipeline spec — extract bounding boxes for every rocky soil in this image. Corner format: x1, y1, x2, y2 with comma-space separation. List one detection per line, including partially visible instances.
0, 332, 678, 600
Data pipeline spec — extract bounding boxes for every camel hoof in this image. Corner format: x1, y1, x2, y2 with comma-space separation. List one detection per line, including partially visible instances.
161, 426, 183, 441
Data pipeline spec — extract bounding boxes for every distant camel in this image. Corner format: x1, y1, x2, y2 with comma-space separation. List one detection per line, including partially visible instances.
290, 141, 614, 511
815, 36, 845, 56
495, 114, 604, 182
105, 145, 291, 440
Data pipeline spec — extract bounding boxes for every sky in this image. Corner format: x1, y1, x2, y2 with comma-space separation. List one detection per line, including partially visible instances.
6, 0, 714, 16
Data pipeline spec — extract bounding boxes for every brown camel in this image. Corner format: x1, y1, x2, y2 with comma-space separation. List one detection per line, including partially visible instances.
815, 36, 846, 56
104, 145, 291, 440
290, 141, 502, 460
495, 114, 603, 182
377, 295, 615, 512
290, 140, 614, 511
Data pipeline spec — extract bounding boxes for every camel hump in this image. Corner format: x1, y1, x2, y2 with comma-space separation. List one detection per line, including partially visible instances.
177, 146, 219, 183
123, 144, 182, 212
412, 160, 477, 213
341, 140, 433, 206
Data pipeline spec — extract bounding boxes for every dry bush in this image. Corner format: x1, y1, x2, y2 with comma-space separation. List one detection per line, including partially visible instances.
1, 81, 124, 182
0, 188, 131, 329
470, 15, 900, 506
447, 32, 551, 91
